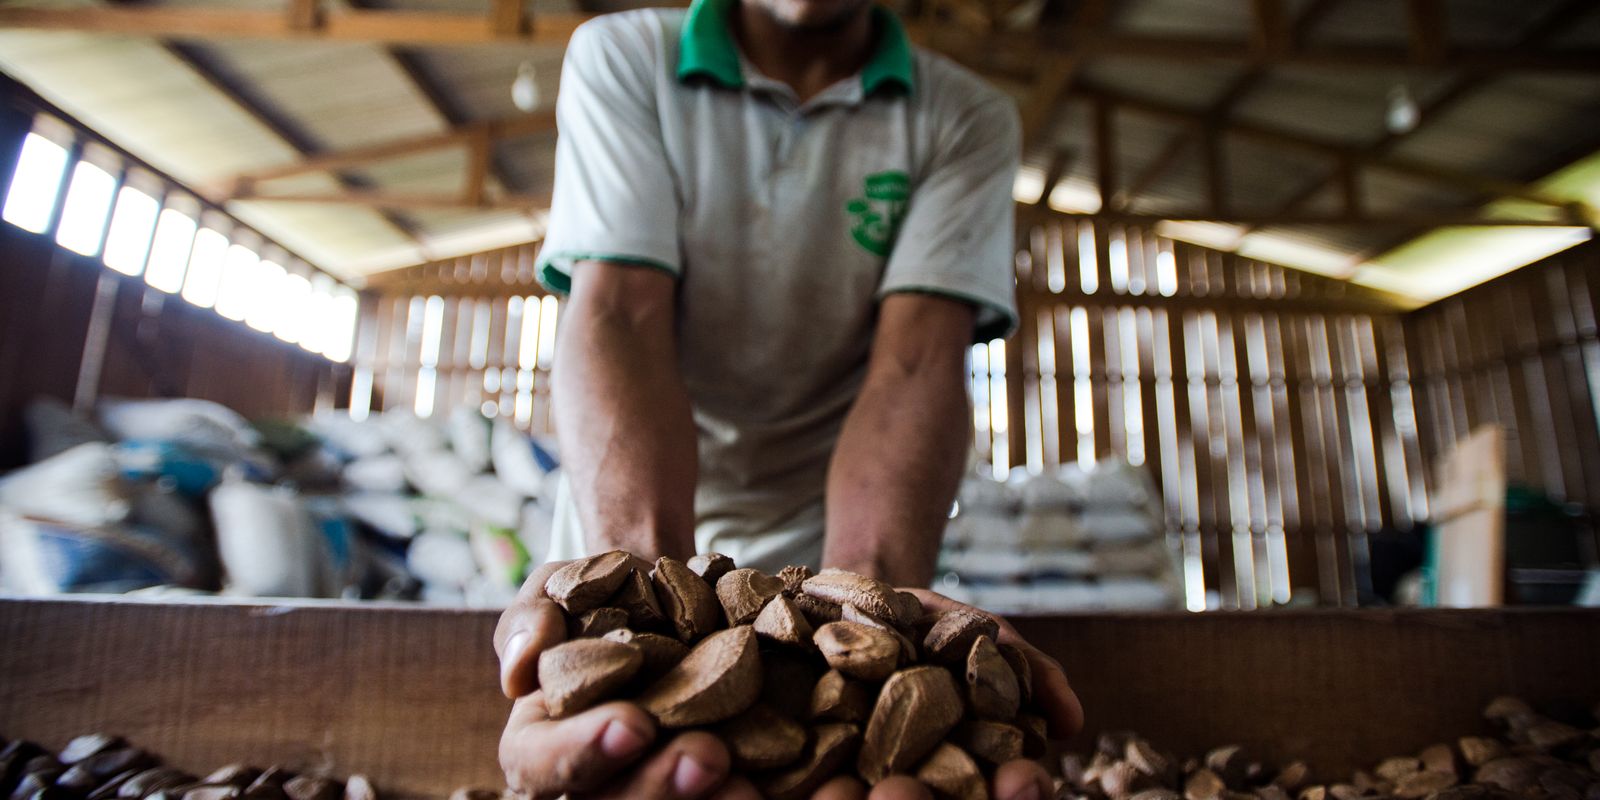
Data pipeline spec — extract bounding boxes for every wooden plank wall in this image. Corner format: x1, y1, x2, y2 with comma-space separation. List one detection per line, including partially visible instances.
354, 243, 557, 433
1403, 240, 1600, 510
0, 224, 343, 469
984, 219, 1426, 608
359, 229, 1600, 608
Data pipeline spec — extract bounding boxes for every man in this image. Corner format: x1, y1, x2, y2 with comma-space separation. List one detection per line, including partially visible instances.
494, 0, 1082, 794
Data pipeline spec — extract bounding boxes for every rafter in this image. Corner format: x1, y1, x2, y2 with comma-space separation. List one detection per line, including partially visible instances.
224, 112, 555, 191
1074, 83, 1592, 219
235, 189, 549, 211
347, 0, 528, 198
4, 5, 1596, 74
910, 25, 1600, 76
164, 43, 427, 247
1022, 207, 1586, 229
0, 6, 587, 47
1248, 0, 1598, 247
1103, 0, 1338, 213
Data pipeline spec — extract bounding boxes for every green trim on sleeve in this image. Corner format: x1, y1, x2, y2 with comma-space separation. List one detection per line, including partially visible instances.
881, 284, 1019, 342
537, 253, 681, 295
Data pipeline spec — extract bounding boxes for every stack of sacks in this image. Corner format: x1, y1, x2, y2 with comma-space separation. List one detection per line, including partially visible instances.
0, 396, 561, 607
306, 407, 561, 606
935, 458, 1181, 612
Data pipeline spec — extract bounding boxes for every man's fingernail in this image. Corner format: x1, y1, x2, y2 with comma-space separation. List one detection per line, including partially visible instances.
599, 719, 650, 759
500, 632, 529, 685
1007, 783, 1042, 800
672, 754, 719, 796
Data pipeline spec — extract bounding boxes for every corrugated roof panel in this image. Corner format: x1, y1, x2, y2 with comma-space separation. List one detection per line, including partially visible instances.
1114, 0, 1252, 37
1081, 59, 1242, 112
187, 39, 447, 151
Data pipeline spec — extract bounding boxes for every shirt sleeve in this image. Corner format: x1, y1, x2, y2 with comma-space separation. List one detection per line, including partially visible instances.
536, 19, 681, 294
877, 96, 1021, 342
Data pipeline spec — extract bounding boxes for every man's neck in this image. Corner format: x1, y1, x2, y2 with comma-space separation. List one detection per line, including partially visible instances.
732, 2, 875, 104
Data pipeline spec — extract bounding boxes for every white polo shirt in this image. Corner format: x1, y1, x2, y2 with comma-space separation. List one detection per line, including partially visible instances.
539, 0, 1021, 572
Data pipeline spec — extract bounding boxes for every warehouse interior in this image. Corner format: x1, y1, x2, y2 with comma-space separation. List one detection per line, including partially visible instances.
3, 1, 1600, 797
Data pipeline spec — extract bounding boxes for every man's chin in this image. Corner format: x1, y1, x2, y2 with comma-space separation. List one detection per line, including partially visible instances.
767, 0, 869, 31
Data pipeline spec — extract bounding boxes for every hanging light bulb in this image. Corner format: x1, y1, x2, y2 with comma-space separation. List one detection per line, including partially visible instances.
1386, 83, 1419, 134
512, 61, 541, 112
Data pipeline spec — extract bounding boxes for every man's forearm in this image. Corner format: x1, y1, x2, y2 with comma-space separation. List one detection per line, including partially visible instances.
822, 337, 971, 587
552, 266, 697, 561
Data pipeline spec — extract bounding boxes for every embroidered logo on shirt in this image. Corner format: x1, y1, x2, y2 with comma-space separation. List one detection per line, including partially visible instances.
845, 170, 909, 256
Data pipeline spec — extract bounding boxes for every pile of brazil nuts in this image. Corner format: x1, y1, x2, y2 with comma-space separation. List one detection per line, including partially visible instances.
0, 733, 500, 800
536, 550, 1050, 799
1055, 697, 1600, 800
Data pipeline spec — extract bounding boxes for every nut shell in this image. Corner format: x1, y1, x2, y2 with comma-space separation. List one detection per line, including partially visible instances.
815, 621, 902, 682
715, 705, 807, 770
914, 743, 987, 800
803, 569, 904, 624
544, 551, 633, 615
652, 556, 721, 643
715, 569, 786, 626
858, 666, 965, 783
636, 626, 762, 727
537, 638, 643, 719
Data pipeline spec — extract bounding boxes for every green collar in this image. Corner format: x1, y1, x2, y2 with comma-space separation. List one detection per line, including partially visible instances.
676, 0, 915, 96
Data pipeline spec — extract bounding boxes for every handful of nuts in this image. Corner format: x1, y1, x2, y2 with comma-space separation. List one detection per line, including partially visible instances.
1056, 696, 1600, 800
535, 551, 1051, 798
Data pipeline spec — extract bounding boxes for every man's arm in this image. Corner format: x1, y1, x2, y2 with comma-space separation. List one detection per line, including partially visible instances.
821, 292, 975, 586
553, 260, 698, 561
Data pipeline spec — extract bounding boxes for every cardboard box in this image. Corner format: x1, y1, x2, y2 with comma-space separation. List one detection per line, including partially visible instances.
2, 597, 1597, 797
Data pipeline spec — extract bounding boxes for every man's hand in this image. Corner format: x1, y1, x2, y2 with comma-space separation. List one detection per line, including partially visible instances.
496, 563, 1081, 799
495, 560, 738, 799
905, 588, 1085, 800
495, 561, 937, 799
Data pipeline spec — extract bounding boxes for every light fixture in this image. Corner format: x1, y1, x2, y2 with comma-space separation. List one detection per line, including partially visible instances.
512, 61, 541, 112
1386, 83, 1419, 135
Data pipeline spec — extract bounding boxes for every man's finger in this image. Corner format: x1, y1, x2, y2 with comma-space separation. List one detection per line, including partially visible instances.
992, 758, 1054, 800
706, 777, 762, 800
495, 559, 572, 698
500, 694, 658, 799
810, 775, 869, 800
866, 776, 933, 800
903, 588, 1084, 738
583, 730, 731, 800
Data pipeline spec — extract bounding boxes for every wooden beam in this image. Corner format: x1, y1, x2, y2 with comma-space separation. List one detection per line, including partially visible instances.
1289, 0, 1342, 50
3, 5, 1593, 73
1020, 206, 1587, 229
1251, 0, 1285, 56
1019, 54, 1081, 150
235, 189, 550, 211
1116, 134, 1191, 211
288, 0, 320, 32
227, 112, 556, 188
464, 128, 491, 206
1248, 0, 1597, 242
1202, 125, 1227, 216
490, 0, 527, 37
1408, 0, 1448, 66
347, 0, 527, 196
1035, 148, 1073, 208
1094, 96, 1115, 212
0, 6, 588, 47
165, 43, 427, 247
1337, 154, 1361, 217
1076, 83, 1591, 214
